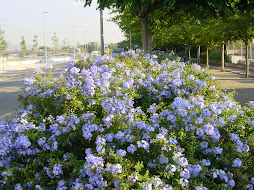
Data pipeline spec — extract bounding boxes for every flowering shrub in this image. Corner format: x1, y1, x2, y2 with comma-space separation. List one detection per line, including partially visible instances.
0, 49, 254, 189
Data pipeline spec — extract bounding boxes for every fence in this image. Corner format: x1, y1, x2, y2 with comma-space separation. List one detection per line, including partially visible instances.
227, 39, 254, 64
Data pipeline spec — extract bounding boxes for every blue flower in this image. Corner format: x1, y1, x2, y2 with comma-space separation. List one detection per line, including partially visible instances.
213, 147, 223, 155
127, 144, 137, 154
179, 178, 189, 187
195, 186, 208, 190
52, 164, 63, 177
230, 133, 240, 141
35, 185, 43, 190
188, 164, 202, 177
226, 179, 235, 188
249, 101, 254, 107
251, 177, 254, 184
116, 149, 127, 157
177, 157, 189, 167
200, 142, 208, 149
14, 135, 31, 149
56, 180, 67, 190
111, 164, 122, 174
246, 184, 254, 189
129, 173, 138, 183
232, 158, 242, 167
14, 183, 23, 190
23, 78, 35, 86
37, 137, 46, 147
151, 177, 162, 187
56, 115, 65, 124
137, 140, 149, 150
180, 168, 190, 179
201, 159, 211, 166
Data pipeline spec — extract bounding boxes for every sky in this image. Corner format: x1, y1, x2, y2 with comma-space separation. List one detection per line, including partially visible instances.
0, 0, 125, 50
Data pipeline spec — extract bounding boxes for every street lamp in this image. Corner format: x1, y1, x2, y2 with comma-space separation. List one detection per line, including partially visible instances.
100, 10, 104, 56
43, 11, 48, 65
73, 25, 76, 48
83, 25, 88, 53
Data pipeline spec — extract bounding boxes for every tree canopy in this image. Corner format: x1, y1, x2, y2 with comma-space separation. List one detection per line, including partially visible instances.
20, 36, 27, 56
0, 26, 7, 56
83, 0, 237, 51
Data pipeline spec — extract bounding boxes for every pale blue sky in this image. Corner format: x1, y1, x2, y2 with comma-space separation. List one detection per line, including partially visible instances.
0, 0, 125, 50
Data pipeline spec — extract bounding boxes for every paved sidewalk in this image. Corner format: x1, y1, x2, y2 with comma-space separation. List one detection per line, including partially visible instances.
201, 63, 254, 106
201, 62, 254, 78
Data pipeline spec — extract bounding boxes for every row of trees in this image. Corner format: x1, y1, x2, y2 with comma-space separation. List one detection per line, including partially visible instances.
0, 27, 125, 57
83, 0, 254, 77
0, 29, 76, 57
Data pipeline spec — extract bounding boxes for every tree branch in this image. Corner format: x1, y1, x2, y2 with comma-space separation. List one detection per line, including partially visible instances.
147, 2, 167, 14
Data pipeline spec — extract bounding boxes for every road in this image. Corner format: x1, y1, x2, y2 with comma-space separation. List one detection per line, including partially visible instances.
0, 68, 64, 121
0, 67, 254, 121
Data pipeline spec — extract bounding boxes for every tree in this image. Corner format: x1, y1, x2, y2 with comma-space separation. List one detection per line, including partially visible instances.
111, 8, 142, 49
32, 35, 38, 57
83, 0, 237, 51
52, 32, 59, 53
206, 17, 233, 71
20, 36, 27, 57
230, 12, 254, 78
84, 0, 168, 51
108, 43, 118, 50
197, 20, 217, 67
117, 39, 130, 50
87, 42, 99, 53
0, 26, 7, 56
62, 38, 71, 53
39, 46, 50, 50
62, 38, 68, 50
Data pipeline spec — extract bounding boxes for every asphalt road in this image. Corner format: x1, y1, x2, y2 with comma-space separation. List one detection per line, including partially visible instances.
0, 67, 254, 121
0, 69, 64, 121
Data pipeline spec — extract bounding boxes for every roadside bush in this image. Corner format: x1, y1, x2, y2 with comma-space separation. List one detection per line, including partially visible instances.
0, 49, 253, 189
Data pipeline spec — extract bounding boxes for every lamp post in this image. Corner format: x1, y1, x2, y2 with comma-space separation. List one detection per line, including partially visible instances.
100, 10, 104, 56
73, 25, 76, 48
84, 25, 87, 53
43, 11, 48, 65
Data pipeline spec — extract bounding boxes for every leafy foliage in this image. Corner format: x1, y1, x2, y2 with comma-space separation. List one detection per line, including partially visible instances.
52, 33, 59, 51
0, 25, 7, 56
20, 36, 27, 56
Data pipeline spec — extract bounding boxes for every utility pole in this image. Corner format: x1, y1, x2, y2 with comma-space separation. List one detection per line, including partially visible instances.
100, 10, 104, 56
73, 25, 76, 48
44, 11, 48, 65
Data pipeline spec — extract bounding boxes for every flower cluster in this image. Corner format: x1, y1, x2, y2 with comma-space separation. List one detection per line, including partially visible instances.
0, 49, 253, 189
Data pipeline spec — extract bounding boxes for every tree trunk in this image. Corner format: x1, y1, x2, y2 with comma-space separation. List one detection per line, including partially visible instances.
188, 48, 191, 61
141, 10, 149, 52
197, 46, 199, 64
206, 42, 209, 67
100, 10, 104, 56
221, 42, 225, 71
148, 30, 153, 50
185, 47, 187, 61
245, 40, 249, 78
